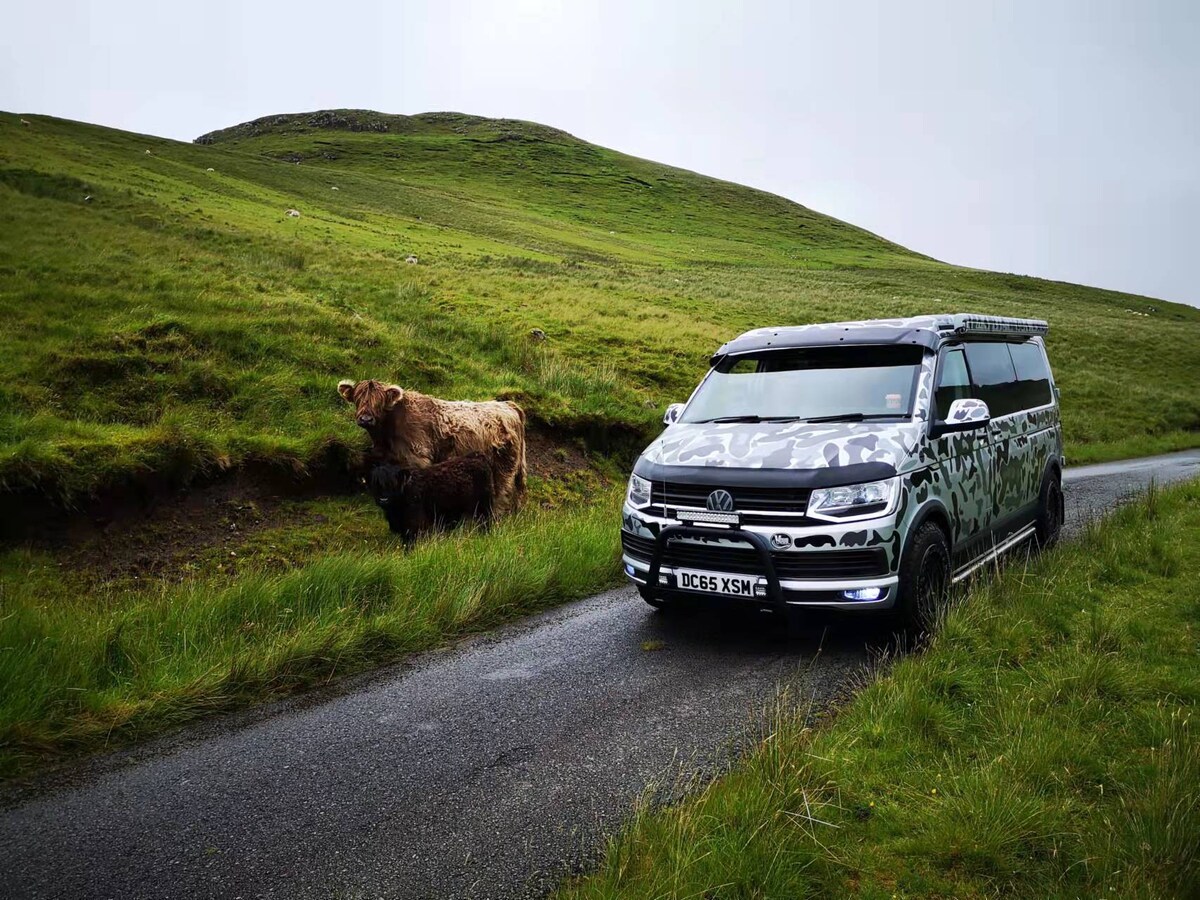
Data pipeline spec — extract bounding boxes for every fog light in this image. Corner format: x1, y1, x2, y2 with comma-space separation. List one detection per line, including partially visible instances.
842, 587, 883, 602
625, 563, 635, 576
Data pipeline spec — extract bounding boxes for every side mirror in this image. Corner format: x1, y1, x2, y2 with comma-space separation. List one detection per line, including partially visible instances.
663, 403, 685, 426
937, 398, 991, 434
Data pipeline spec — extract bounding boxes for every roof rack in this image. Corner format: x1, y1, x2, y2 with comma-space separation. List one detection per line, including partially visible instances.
939, 314, 1049, 338
708, 314, 1049, 365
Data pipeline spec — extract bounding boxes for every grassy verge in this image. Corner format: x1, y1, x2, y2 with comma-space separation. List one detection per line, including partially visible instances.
562, 481, 1200, 899
0, 490, 622, 778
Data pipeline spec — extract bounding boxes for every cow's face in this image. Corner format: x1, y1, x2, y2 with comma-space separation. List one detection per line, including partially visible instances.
337, 379, 404, 430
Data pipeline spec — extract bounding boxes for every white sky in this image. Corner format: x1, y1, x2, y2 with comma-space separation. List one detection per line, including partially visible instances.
2, 0, 1197, 306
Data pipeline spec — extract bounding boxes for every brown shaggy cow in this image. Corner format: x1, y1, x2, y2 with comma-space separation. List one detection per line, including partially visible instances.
368, 454, 495, 543
338, 379, 527, 516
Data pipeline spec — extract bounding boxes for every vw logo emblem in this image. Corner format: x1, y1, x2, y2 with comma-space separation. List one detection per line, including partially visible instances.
770, 533, 791, 550
706, 489, 735, 512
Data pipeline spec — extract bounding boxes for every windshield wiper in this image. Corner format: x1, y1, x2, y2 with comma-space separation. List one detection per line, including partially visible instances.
695, 414, 904, 424
802, 413, 905, 424
695, 415, 804, 424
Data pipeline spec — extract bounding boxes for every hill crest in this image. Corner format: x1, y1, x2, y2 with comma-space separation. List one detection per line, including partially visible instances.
195, 109, 582, 146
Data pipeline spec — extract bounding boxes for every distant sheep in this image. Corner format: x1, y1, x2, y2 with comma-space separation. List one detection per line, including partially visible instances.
405, 255, 419, 265
285, 209, 301, 218
331, 186, 339, 191
206, 167, 215, 172
19, 118, 30, 126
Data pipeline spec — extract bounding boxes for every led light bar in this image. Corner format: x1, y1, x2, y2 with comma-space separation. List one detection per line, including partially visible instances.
673, 508, 739, 525
948, 314, 1049, 338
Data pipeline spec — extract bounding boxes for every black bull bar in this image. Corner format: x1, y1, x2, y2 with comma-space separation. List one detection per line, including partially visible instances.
643, 525, 786, 612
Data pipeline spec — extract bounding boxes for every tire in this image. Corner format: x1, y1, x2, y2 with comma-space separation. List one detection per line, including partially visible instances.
894, 521, 952, 631
1035, 472, 1064, 550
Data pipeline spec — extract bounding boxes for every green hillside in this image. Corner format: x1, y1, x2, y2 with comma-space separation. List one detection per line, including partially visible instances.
192, 110, 918, 268
1, 108, 1198, 505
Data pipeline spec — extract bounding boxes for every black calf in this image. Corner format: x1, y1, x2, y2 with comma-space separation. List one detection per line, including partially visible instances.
368, 453, 496, 542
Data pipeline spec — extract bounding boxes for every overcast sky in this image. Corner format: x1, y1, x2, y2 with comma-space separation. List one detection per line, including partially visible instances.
3, 0, 1197, 306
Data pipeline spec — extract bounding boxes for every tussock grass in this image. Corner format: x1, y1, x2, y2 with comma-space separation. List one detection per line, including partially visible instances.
0, 492, 622, 777
561, 481, 1200, 899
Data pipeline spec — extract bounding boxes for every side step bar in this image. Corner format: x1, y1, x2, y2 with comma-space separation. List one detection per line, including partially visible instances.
951, 523, 1037, 584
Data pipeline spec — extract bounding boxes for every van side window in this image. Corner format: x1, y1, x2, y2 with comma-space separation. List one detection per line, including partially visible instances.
934, 348, 971, 420
1008, 341, 1053, 410
964, 342, 1019, 417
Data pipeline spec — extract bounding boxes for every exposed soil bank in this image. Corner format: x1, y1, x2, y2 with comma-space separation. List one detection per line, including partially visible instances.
0, 430, 607, 583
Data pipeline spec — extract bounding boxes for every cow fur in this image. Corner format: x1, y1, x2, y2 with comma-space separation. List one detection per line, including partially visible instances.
339, 379, 527, 516
369, 454, 495, 542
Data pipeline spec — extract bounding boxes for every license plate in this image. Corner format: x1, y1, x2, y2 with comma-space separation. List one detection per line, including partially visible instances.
675, 568, 757, 597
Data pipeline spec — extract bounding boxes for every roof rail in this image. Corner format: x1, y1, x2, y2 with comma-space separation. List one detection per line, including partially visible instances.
943, 314, 1049, 338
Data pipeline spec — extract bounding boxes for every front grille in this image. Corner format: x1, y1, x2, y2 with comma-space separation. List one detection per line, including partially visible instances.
654, 481, 812, 514
621, 531, 888, 580
621, 532, 658, 558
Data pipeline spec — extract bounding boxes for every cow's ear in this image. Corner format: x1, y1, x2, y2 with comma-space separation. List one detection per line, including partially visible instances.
383, 386, 404, 409
337, 380, 357, 403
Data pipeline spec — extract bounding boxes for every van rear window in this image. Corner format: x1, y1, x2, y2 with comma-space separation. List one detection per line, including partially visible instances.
1008, 341, 1053, 410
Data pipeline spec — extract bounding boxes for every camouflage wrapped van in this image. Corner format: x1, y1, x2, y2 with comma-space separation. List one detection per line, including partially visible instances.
621, 314, 1065, 624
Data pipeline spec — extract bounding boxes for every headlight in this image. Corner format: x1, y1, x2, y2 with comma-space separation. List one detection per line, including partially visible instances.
626, 473, 652, 508
808, 477, 899, 521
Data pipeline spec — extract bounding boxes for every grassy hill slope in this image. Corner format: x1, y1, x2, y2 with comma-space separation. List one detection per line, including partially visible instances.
2, 108, 1198, 506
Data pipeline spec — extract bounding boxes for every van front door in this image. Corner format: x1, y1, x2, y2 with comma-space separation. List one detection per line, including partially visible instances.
963, 341, 1029, 542
931, 345, 994, 567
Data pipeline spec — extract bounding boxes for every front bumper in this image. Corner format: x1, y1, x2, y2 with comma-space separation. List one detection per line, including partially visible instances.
621, 505, 900, 610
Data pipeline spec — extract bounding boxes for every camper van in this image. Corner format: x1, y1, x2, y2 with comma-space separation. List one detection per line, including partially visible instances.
621, 314, 1064, 624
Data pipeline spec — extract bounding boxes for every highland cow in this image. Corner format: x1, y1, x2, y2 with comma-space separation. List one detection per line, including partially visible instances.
339, 379, 527, 516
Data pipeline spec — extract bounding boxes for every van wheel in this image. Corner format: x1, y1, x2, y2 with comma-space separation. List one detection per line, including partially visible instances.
895, 522, 951, 631
1035, 473, 1064, 550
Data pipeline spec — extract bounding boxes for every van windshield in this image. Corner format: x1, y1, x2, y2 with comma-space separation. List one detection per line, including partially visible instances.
681, 345, 925, 424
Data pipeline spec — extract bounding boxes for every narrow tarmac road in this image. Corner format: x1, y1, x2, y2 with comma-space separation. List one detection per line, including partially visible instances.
2, 450, 1197, 900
